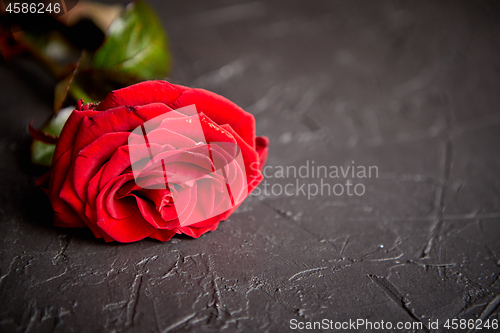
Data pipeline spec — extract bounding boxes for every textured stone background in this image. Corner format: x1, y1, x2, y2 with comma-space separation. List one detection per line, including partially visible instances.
1, 0, 500, 332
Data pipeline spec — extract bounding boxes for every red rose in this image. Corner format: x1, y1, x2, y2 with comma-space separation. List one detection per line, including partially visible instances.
37, 80, 269, 242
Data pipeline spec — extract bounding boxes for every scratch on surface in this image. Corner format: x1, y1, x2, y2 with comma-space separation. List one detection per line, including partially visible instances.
211, 277, 223, 318
261, 200, 327, 243
477, 294, 500, 322
125, 274, 143, 328
245, 279, 295, 317
52, 235, 71, 265
444, 212, 500, 220
340, 236, 349, 255
393, 66, 438, 99
192, 59, 246, 87
162, 313, 196, 333
0, 256, 18, 290
291, 85, 322, 117
206, 255, 224, 319
422, 263, 455, 267
420, 131, 452, 262
41, 268, 68, 284
464, 295, 500, 333
246, 84, 281, 115
262, 200, 354, 262
151, 297, 162, 333
490, 273, 500, 288
136, 255, 158, 266
102, 300, 127, 311
24, 301, 41, 333
160, 253, 182, 280
451, 112, 500, 138
371, 253, 404, 262
408, 260, 456, 272
368, 274, 428, 332
289, 267, 328, 281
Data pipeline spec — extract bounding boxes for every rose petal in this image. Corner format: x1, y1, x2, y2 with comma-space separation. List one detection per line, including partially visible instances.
195, 178, 216, 218
170, 88, 256, 148
96, 174, 158, 243
74, 132, 130, 202
97, 81, 188, 111
97, 209, 157, 243
144, 128, 197, 149
99, 146, 132, 190
130, 188, 180, 229
219, 124, 263, 192
176, 219, 221, 238
86, 165, 105, 223
133, 194, 179, 229
149, 229, 178, 242
50, 149, 86, 227
53, 109, 99, 163
256, 136, 269, 167
172, 183, 196, 225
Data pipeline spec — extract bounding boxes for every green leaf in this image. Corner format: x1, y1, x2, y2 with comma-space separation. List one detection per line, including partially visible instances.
54, 52, 99, 112
20, 31, 81, 79
31, 107, 73, 166
31, 141, 57, 167
90, 0, 170, 82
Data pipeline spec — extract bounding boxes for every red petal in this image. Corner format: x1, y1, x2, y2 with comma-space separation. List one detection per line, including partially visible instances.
86, 165, 105, 223
149, 229, 178, 242
219, 124, 263, 192
53, 109, 99, 163
73, 132, 129, 201
170, 89, 256, 148
29, 122, 58, 144
177, 220, 220, 238
70, 103, 175, 163
98, 146, 131, 190
97, 209, 157, 243
133, 194, 179, 229
49, 149, 85, 227
96, 174, 158, 243
97, 81, 189, 111
256, 136, 269, 167
145, 128, 197, 149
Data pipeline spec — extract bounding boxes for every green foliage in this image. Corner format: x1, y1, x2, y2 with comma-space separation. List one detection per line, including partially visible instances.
90, 0, 170, 82
31, 108, 73, 166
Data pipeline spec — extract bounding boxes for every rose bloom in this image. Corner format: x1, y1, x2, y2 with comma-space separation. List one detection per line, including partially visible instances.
37, 80, 269, 242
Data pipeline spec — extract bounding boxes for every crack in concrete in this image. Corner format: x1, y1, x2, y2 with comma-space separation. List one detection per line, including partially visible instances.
125, 274, 143, 328
368, 274, 428, 332
288, 267, 328, 281
52, 235, 71, 266
420, 107, 453, 265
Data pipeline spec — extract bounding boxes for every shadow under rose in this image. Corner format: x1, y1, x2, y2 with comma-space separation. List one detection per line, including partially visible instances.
11, 135, 97, 243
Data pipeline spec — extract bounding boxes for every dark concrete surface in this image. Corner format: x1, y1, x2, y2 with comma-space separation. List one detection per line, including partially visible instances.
1, 0, 500, 332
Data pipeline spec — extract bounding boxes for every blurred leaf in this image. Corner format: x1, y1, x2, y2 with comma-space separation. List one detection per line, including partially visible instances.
15, 30, 80, 78
89, 0, 170, 82
5, 0, 171, 114
31, 107, 73, 166
31, 141, 56, 167
54, 53, 96, 112
67, 80, 96, 105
